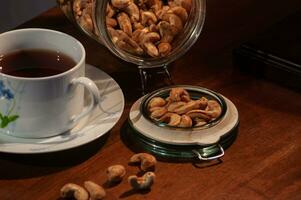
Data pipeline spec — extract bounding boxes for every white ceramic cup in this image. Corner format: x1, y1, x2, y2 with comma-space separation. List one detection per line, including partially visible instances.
0, 28, 101, 138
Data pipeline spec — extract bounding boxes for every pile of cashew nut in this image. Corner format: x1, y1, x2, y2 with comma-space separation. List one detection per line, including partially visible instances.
72, 0, 98, 35
60, 153, 157, 199
148, 88, 223, 128
107, 0, 192, 57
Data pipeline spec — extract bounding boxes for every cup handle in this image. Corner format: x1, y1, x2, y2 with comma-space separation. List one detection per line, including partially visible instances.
70, 77, 101, 125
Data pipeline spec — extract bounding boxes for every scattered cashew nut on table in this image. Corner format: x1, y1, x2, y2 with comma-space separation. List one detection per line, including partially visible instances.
128, 172, 156, 190
60, 183, 89, 200
129, 153, 157, 171
106, 164, 126, 183
84, 181, 106, 200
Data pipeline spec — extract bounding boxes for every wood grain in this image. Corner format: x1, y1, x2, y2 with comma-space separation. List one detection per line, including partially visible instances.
1, 1, 301, 199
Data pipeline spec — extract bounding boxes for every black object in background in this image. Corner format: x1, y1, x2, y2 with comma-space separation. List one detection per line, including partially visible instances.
233, 10, 301, 90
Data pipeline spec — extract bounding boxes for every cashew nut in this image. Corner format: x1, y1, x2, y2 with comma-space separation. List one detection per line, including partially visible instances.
155, 5, 170, 19
129, 153, 157, 171
203, 100, 222, 119
150, 107, 167, 119
148, 97, 166, 108
158, 42, 172, 56
169, 88, 190, 102
132, 27, 150, 43
128, 172, 156, 190
141, 11, 158, 26
162, 13, 183, 33
149, 24, 158, 32
178, 114, 193, 127
159, 112, 181, 126
111, 0, 131, 9
186, 109, 211, 121
106, 165, 126, 183
84, 181, 106, 200
106, 17, 117, 27
124, 2, 140, 22
170, 0, 192, 12
173, 101, 200, 115
106, 3, 115, 18
133, 22, 145, 30
157, 21, 176, 43
196, 97, 208, 110
168, 6, 188, 23
117, 12, 133, 36
194, 118, 208, 127
108, 28, 143, 55
60, 183, 89, 200
141, 32, 161, 57
167, 101, 186, 112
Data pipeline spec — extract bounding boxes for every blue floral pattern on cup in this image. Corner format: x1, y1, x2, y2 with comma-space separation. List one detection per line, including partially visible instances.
0, 80, 19, 128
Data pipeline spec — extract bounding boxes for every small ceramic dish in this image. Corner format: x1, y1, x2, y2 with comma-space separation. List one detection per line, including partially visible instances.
140, 85, 227, 130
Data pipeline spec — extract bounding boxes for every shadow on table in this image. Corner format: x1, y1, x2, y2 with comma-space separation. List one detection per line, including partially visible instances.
0, 132, 110, 180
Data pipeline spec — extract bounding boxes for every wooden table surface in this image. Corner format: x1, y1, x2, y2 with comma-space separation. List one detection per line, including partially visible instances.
1, 1, 301, 199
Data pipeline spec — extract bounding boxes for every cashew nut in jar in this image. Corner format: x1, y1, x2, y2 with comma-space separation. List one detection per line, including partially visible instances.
117, 12, 133, 36
111, 0, 131, 9
141, 32, 161, 57
105, 0, 192, 58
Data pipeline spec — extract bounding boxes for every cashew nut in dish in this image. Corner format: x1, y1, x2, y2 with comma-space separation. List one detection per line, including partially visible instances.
194, 118, 208, 127
186, 109, 211, 122
129, 153, 157, 171
178, 114, 193, 127
150, 107, 167, 119
146, 87, 222, 128
106, 165, 126, 183
111, 0, 131, 9
202, 100, 222, 119
128, 172, 156, 190
117, 12, 133, 36
60, 183, 89, 200
167, 101, 186, 112
84, 181, 106, 200
148, 97, 166, 108
169, 88, 190, 102
159, 112, 181, 126
196, 97, 208, 110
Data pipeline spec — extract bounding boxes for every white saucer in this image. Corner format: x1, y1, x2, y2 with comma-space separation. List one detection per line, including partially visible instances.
0, 64, 124, 154
129, 96, 239, 146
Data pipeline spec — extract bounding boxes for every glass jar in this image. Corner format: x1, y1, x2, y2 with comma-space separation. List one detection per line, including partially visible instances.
57, 0, 206, 92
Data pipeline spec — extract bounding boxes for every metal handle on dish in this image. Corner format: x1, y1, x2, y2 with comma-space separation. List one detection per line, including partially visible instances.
192, 144, 225, 161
